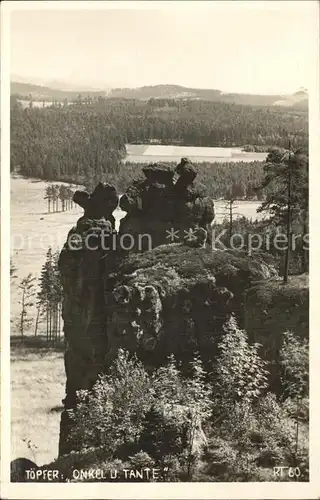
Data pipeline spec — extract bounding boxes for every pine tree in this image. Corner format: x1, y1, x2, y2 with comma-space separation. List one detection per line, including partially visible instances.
52, 250, 63, 342
44, 185, 52, 213
212, 315, 269, 416
18, 274, 36, 336
67, 186, 74, 210
52, 185, 60, 212
257, 146, 308, 281
34, 298, 43, 337
59, 185, 68, 212
38, 248, 62, 343
221, 183, 240, 242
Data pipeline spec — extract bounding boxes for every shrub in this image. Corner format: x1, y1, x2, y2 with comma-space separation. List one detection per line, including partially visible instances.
279, 331, 309, 399
67, 349, 212, 479
212, 315, 269, 420
67, 349, 153, 456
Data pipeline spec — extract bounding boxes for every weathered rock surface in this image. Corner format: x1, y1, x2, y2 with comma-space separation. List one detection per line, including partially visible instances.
73, 182, 118, 227
104, 245, 278, 370
119, 159, 215, 250
58, 166, 279, 456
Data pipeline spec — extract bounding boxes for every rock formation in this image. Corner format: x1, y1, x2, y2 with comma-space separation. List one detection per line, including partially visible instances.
119, 158, 215, 250
58, 161, 279, 456
73, 181, 118, 227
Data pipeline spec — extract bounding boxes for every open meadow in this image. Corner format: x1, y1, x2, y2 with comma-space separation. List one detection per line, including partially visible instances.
125, 143, 268, 164
11, 342, 65, 465
10, 176, 81, 464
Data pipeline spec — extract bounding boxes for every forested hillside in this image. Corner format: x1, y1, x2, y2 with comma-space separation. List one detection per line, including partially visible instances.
68, 97, 308, 148
109, 83, 308, 108
10, 96, 308, 194
11, 81, 106, 100
11, 103, 126, 187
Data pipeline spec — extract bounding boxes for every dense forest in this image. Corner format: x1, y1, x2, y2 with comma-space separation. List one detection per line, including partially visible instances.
10, 101, 126, 187
112, 160, 266, 200
97, 97, 308, 148
10, 96, 308, 198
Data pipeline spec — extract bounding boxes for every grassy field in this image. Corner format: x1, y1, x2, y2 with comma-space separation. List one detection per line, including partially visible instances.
10, 175, 83, 332
11, 342, 65, 465
124, 143, 267, 163
10, 176, 79, 465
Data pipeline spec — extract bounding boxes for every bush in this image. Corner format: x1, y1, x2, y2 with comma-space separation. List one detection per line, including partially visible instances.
67, 349, 212, 479
67, 349, 153, 455
211, 315, 269, 420
280, 331, 309, 399
61, 322, 308, 482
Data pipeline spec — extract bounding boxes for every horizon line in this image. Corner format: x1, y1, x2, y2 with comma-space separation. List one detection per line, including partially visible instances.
10, 76, 308, 97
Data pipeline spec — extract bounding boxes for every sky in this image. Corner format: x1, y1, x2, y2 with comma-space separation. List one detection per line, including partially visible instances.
9, 1, 318, 95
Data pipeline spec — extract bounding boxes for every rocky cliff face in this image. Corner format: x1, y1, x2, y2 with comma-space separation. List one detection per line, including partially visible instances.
58, 161, 279, 456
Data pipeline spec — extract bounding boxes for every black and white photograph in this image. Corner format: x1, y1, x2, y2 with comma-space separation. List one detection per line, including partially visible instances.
1, 0, 319, 497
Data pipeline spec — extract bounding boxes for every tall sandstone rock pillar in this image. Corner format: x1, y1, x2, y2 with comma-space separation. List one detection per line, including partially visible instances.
58, 161, 279, 456
58, 182, 119, 456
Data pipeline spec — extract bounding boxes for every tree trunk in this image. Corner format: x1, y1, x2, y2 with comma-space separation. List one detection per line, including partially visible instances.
49, 304, 52, 343
54, 305, 57, 345
46, 303, 49, 344
284, 145, 292, 284
302, 219, 308, 273
229, 200, 233, 244
58, 302, 61, 341
34, 304, 40, 336
20, 289, 25, 337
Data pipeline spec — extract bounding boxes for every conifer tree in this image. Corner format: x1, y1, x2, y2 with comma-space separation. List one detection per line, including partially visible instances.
18, 274, 36, 336
59, 185, 68, 212
258, 146, 308, 282
44, 185, 52, 213
38, 247, 62, 343
212, 315, 269, 416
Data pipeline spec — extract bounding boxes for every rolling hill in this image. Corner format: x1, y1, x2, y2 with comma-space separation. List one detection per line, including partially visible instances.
11, 81, 107, 100
11, 80, 308, 109
108, 84, 308, 108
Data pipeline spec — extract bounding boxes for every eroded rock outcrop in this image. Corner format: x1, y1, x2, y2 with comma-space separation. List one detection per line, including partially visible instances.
73, 182, 118, 227
59, 182, 120, 455
104, 245, 278, 370
58, 164, 278, 455
119, 158, 215, 250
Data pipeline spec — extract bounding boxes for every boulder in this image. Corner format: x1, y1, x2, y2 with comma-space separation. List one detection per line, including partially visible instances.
11, 458, 39, 482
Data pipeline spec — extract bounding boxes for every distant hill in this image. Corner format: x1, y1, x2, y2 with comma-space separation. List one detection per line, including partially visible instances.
11, 81, 107, 100
11, 80, 308, 109
108, 84, 308, 108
